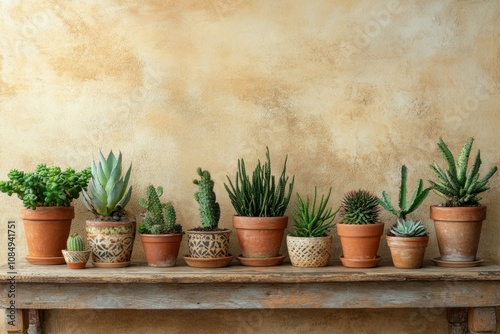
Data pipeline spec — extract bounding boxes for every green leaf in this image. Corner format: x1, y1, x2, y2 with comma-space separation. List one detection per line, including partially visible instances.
457, 137, 473, 185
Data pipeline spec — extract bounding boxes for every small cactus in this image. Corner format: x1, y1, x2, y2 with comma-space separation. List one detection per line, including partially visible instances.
193, 168, 220, 228
139, 185, 182, 234
341, 189, 380, 225
67, 233, 85, 251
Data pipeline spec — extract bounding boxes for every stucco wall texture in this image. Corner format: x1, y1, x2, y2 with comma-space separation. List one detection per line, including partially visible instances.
0, 0, 499, 333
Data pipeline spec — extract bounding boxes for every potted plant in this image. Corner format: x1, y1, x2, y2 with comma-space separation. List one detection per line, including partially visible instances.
82, 150, 135, 268
287, 187, 339, 267
336, 189, 383, 268
378, 165, 431, 269
225, 147, 295, 267
184, 168, 232, 268
428, 137, 497, 266
62, 233, 91, 269
0, 164, 91, 265
138, 185, 183, 267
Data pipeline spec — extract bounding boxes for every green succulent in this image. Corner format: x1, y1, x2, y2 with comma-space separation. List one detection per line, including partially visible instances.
225, 147, 295, 217
193, 168, 220, 229
340, 189, 380, 225
0, 164, 91, 210
389, 218, 427, 237
82, 150, 132, 219
290, 187, 339, 238
378, 165, 430, 220
429, 137, 497, 207
138, 185, 182, 234
67, 233, 86, 251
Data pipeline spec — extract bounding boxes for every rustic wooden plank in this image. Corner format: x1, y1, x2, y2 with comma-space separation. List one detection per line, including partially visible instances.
1, 260, 499, 284
5, 309, 28, 334
468, 307, 497, 333
1, 281, 498, 310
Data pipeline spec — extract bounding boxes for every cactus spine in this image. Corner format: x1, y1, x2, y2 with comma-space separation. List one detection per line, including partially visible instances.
67, 233, 85, 251
193, 168, 220, 228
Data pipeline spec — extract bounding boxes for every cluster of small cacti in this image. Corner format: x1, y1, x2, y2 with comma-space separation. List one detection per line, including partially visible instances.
139, 185, 182, 234
390, 218, 427, 237
193, 168, 220, 229
67, 233, 85, 251
341, 190, 380, 225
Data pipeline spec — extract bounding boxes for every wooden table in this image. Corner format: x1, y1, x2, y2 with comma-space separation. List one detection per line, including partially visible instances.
1, 260, 499, 334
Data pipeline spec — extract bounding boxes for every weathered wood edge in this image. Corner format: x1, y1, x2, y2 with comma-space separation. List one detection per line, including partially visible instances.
1, 260, 499, 284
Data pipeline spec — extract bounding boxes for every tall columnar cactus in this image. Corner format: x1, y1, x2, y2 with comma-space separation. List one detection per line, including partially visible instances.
378, 165, 430, 220
341, 190, 380, 225
139, 185, 181, 234
193, 168, 220, 229
67, 233, 85, 251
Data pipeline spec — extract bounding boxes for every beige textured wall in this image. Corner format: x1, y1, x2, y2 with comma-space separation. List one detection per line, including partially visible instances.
1, 0, 499, 333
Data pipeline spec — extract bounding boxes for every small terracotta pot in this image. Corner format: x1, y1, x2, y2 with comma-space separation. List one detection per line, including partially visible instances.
287, 235, 333, 267
140, 234, 183, 267
233, 216, 288, 258
86, 219, 136, 268
386, 235, 429, 269
62, 250, 91, 269
21, 206, 75, 265
336, 223, 384, 268
430, 205, 486, 262
187, 229, 231, 258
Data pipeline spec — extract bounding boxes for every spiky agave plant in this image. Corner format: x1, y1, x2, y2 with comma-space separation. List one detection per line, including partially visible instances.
82, 150, 132, 220
429, 137, 497, 207
389, 218, 427, 237
378, 165, 430, 220
138, 185, 182, 234
291, 187, 340, 237
340, 190, 380, 225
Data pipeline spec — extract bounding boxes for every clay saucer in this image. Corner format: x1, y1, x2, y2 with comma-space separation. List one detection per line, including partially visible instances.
26, 256, 66, 265
339, 255, 382, 268
183, 255, 234, 268
236, 254, 286, 267
431, 257, 483, 268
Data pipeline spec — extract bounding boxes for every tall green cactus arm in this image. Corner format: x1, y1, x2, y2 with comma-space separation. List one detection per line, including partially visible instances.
194, 168, 220, 228
139, 185, 181, 234
378, 165, 430, 220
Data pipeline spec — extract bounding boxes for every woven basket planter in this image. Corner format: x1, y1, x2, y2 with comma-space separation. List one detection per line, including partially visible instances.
287, 235, 333, 267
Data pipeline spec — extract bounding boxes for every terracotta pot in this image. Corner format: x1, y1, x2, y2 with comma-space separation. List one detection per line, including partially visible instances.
430, 205, 486, 262
336, 223, 384, 268
187, 229, 231, 258
386, 235, 429, 269
62, 250, 91, 269
140, 234, 183, 267
233, 216, 288, 258
287, 235, 333, 267
21, 206, 75, 265
85, 219, 136, 268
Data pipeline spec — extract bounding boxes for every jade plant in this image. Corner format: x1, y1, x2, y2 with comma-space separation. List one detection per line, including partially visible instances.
378, 165, 430, 237
290, 187, 339, 237
0, 164, 91, 210
193, 168, 221, 230
67, 233, 86, 251
340, 189, 380, 224
225, 147, 295, 217
82, 150, 132, 220
138, 185, 182, 234
429, 137, 497, 207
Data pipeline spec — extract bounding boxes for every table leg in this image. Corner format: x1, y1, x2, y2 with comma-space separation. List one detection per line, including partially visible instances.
5, 309, 28, 334
468, 307, 497, 334
28, 309, 42, 334
447, 308, 468, 334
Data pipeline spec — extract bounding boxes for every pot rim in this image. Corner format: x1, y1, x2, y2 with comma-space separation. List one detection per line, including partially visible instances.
186, 228, 231, 235
232, 216, 288, 229
430, 205, 487, 221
